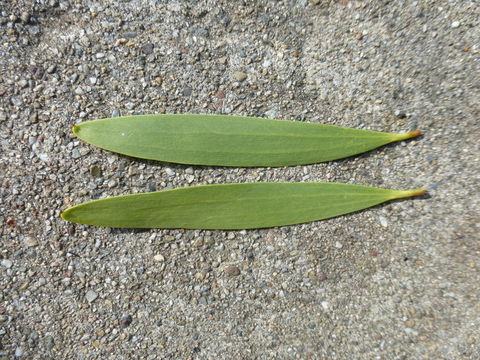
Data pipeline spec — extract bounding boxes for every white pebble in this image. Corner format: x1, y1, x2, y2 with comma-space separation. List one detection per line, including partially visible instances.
1, 259, 13, 268
335, 241, 343, 249
37, 153, 50, 162
451, 21, 460, 28
24, 237, 38, 247
154, 254, 165, 262
404, 327, 418, 336
379, 216, 388, 228
85, 290, 98, 303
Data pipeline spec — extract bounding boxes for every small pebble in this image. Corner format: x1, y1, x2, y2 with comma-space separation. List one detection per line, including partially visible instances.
24, 237, 38, 248
38, 153, 50, 162
205, 237, 215, 247
44, 336, 54, 349
317, 272, 327, 281
86, 290, 98, 303
224, 265, 241, 276
147, 183, 156, 192
405, 319, 415, 328
20, 12, 30, 24
198, 297, 208, 305
46, 65, 56, 74
404, 327, 418, 336
79, 147, 90, 156
394, 109, 406, 119
165, 168, 175, 176
89, 165, 102, 177
15, 347, 24, 357
18, 79, 28, 88
265, 109, 277, 119
107, 179, 118, 188
234, 71, 247, 82
119, 315, 133, 328
1, 259, 13, 268
141, 43, 154, 54
182, 87, 192, 96
192, 238, 204, 247
451, 21, 460, 28
11, 97, 22, 106
335, 241, 343, 249
154, 254, 165, 262
379, 216, 388, 228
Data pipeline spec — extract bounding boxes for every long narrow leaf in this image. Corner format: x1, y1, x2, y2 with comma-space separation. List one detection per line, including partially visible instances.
73, 115, 421, 167
61, 183, 424, 230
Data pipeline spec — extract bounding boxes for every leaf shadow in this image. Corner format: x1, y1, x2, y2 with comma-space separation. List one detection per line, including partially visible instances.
331, 132, 424, 168
109, 227, 152, 235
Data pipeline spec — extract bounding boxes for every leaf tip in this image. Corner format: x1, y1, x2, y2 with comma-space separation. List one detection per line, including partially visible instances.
407, 129, 422, 138
390, 129, 423, 142
392, 187, 426, 200
410, 187, 426, 197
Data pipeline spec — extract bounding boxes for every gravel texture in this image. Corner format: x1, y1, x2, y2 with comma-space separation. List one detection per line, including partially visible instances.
1, 0, 479, 359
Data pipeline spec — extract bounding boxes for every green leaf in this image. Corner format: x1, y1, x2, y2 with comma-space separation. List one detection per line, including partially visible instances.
73, 114, 421, 167
61, 183, 424, 230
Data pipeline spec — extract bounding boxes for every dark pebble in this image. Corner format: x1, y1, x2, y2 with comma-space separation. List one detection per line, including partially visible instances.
216, 89, 225, 99
119, 315, 133, 328
141, 43, 154, 54
43, 335, 55, 349
225, 265, 241, 276
89, 165, 102, 178
147, 183, 156, 192
394, 110, 407, 119
182, 88, 193, 96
